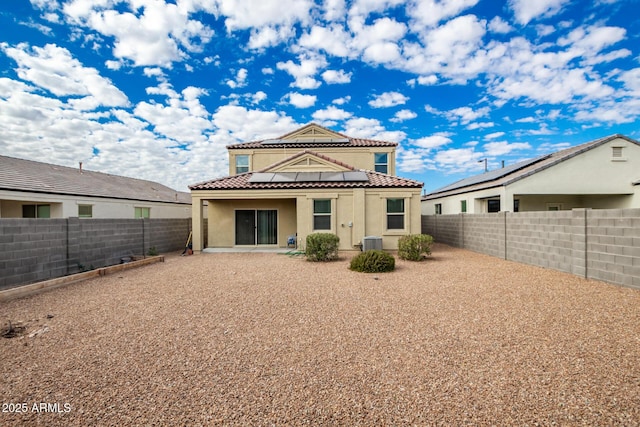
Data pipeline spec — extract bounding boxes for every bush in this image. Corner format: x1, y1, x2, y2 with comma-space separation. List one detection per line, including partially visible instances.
350, 250, 395, 273
305, 233, 340, 262
398, 234, 434, 261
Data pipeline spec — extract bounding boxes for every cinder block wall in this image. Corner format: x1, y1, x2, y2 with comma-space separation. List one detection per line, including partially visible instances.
0, 219, 68, 288
463, 213, 506, 259
422, 208, 640, 289
586, 209, 640, 288
0, 218, 197, 290
507, 211, 574, 274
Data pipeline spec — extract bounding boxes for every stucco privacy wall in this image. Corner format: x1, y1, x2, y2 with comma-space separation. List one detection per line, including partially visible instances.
422, 208, 640, 289
0, 218, 198, 290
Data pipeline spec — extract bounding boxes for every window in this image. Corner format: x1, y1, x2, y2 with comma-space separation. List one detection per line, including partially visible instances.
22, 204, 50, 218
374, 153, 388, 174
313, 200, 331, 230
435, 204, 442, 215
78, 205, 93, 218
460, 200, 467, 213
547, 203, 562, 211
236, 155, 249, 173
487, 200, 500, 213
513, 199, 520, 212
135, 207, 150, 218
387, 198, 405, 229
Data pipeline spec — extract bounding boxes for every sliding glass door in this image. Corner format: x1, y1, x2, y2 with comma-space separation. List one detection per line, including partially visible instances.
235, 210, 278, 245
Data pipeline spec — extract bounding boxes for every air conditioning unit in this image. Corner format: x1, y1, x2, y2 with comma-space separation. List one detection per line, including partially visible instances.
362, 236, 382, 251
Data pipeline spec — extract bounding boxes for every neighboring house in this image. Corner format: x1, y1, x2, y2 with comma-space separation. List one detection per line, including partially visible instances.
422, 134, 640, 215
0, 155, 191, 219
190, 123, 423, 251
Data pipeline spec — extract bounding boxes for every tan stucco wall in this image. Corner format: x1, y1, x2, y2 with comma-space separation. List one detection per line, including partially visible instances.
207, 198, 297, 247
192, 187, 422, 251
229, 147, 396, 175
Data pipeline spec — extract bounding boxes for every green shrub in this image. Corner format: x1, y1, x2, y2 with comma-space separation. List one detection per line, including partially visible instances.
147, 246, 159, 256
398, 234, 434, 261
305, 233, 340, 262
350, 250, 395, 273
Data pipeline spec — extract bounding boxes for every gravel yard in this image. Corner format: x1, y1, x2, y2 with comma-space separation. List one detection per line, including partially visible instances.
1, 244, 640, 426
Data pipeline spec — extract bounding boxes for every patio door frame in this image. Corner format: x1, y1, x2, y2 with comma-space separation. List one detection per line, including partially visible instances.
235, 209, 278, 246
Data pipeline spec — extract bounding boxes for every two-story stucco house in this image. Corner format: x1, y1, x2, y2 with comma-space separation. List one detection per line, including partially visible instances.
422, 134, 640, 214
189, 123, 423, 251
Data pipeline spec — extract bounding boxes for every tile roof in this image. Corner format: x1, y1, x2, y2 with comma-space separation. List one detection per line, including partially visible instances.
423, 134, 640, 200
189, 169, 423, 190
226, 123, 397, 149
0, 155, 191, 204
258, 150, 356, 172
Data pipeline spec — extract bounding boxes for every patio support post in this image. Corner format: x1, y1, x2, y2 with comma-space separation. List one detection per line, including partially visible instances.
192, 197, 204, 252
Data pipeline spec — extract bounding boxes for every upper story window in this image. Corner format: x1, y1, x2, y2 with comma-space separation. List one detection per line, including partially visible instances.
374, 153, 388, 174
386, 198, 405, 229
236, 155, 249, 173
313, 199, 331, 230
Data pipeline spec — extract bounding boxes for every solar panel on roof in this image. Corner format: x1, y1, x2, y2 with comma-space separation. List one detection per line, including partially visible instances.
431, 154, 550, 194
344, 171, 368, 181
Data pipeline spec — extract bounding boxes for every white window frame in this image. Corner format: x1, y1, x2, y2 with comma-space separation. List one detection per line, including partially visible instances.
235, 155, 250, 173
374, 153, 388, 174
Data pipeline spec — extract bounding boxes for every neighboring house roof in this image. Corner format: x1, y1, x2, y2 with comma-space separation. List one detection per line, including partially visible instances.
190, 150, 422, 190
226, 123, 397, 149
423, 134, 640, 200
0, 155, 191, 204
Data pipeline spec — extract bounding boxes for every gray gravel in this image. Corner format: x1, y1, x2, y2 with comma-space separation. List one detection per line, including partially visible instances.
1, 244, 640, 426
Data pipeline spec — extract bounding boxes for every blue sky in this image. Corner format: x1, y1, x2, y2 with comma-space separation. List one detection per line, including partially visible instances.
1, 0, 639, 193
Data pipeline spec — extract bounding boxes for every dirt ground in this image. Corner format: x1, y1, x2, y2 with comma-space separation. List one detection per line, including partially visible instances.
1, 244, 639, 426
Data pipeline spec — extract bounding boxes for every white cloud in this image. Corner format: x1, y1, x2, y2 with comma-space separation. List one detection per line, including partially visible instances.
312, 106, 353, 121
488, 16, 514, 34
322, 69, 352, 84
443, 106, 490, 125
406, 0, 479, 28
217, 0, 313, 31
1, 42, 128, 108
62, 0, 215, 67
369, 91, 408, 108
411, 134, 452, 149
332, 96, 351, 105
248, 25, 296, 50
390, 109, 417, 122
482, 141, 531, 156
484, 131, 505, 140
508, 0, 570, 25
343, 117, 406, 142
276, 53, 328, 89
226, 68, 248, 89
286, 92, 317, 108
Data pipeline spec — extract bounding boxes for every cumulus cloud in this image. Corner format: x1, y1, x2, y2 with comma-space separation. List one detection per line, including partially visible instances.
411, 133, 452, 149
276, 53, 328, 89
312, 105, 353, 121
286, 92, 317, 108
509, 0, 570, 25
62, 0, 215, 67
482, 141, 531, 156
390, 109, 417, 122
322, 69, 352, 84
369, 91, 408, 108
1, 42, 128, 108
